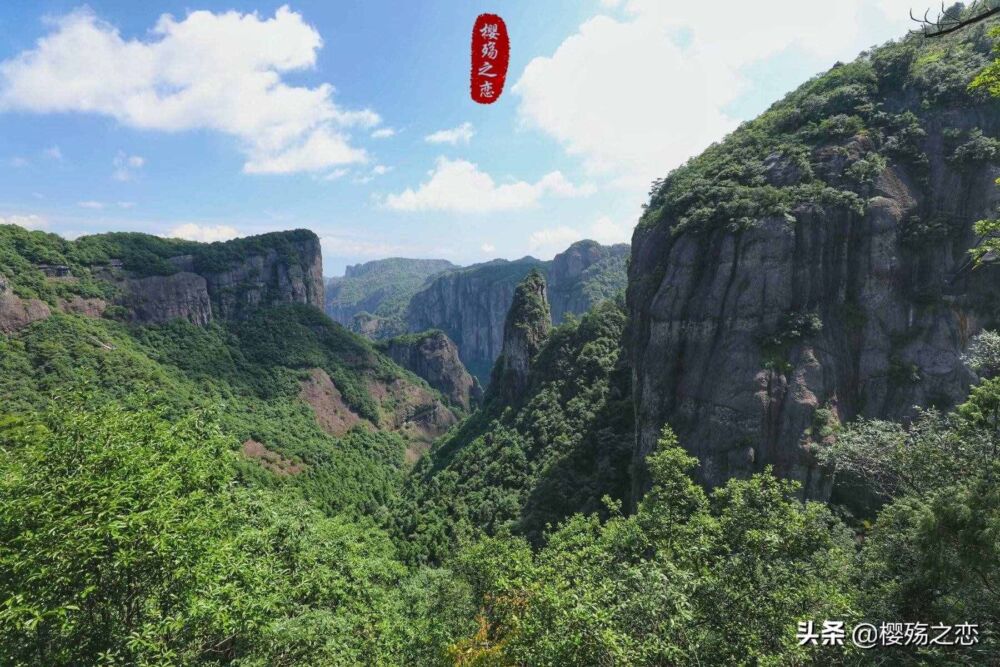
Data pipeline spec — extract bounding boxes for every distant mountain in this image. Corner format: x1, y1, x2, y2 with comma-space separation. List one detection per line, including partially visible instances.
0, 225, 458, 460
323, 241, 629, 382
325, 258, 456, 339
407, 241, 629, 381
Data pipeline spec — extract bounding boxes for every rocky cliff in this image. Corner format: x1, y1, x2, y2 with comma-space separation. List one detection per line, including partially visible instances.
0, 274, 50, 333
326, 258, 456, 339
487, 269, 552, 405
121, 272, 212, 326
120, 231, 324, 325
406, 242, 627, 381
379, 330, 482, 411
548, 240, 629, 323
628, 23, 1000, 501
406, 258, 542, 380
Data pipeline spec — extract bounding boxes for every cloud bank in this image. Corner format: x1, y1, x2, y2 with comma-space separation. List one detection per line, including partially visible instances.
0, 6, 381, 175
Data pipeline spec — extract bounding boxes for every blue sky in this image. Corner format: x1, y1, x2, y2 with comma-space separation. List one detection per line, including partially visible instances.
0, 0, 923, 276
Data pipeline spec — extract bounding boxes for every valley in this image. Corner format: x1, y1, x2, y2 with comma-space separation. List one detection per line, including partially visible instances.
1, 8, 1000, 665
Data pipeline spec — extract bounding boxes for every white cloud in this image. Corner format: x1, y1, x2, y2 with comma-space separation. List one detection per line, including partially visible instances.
323, 168, 349, 181
383, 157, 593, 213
244, 126, 365, 174
43, 146, 63, 161
481, 242, 496, 253
371, 164, 391, 176
117, 201, 135, 209
112, 150, 145, 181
529, 226, 583, 257
588, 215, 633, 245
321, 233, 405, 258
166, 223, 240, 242
425, 122, 474, 145
0, 213, 48, 230
371, 127, 396, 139
0, 6, 379, 175
529, 216, 635, 258
513, 0, 918, 189
78, 200, 104, 209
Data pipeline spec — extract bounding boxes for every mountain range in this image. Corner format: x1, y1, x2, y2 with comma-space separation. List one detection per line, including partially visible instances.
2, 11, 1000, 664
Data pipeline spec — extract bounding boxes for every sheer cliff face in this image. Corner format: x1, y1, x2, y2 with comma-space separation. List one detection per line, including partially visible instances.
325, 258, 456, 339
406, 242, 627, 381
406, 259, 539, 381
488, 270, 552, 405
380, 330, 482, 411
548, 240, 629, 323
121, 233, 324, 325
628, 26, 1000, 501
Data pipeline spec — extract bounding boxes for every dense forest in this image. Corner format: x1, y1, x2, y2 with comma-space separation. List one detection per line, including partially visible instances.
2, 9, 1000, 667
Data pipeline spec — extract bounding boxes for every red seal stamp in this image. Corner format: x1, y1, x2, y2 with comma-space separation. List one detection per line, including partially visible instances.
471, 14, 509, 104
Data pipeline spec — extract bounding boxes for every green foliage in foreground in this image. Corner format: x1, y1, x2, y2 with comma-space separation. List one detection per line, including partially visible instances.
2, 379, 999, 664
0, 403, 474, 666
447, 429, 858, 666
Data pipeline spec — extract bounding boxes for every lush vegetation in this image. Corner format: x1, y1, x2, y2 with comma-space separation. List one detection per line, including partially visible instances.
0, 403, 476, 665
0, 303, 446, 518
395, 298, 634, 562
641, 15, 997, 240
3, 294, 1000, 663
0, 225, 320, 304
326, 258, 457, 339
3, 11, 1000, 666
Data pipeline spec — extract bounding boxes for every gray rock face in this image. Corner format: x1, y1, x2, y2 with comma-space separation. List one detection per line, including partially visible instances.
121, 233, 324, 325
122, 272, 213, 326
488, 270, 552, 405
628, 135, 1000, 503
325, 258, 456, 338
0, 275, 51, 333
203, 240, 324, 320
407, 259, 540, 381
407, 242, 628, 381
381, 330, 482, 411
548, 240, 630, 323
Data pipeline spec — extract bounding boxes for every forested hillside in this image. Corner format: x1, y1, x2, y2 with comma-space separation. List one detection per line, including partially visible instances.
325, 258, 457, 339
327, 240, 629, 382
1, 9, 1000, 666
630, 7, 1000, 503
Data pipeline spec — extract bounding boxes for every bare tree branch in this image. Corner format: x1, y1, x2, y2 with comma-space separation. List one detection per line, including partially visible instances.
911, 1, 1000, 37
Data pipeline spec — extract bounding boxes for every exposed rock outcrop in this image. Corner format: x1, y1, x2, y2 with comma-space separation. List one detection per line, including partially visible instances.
488, 269, 552, 405
406, 258, 541, 381
628, 32, 1000, 502
326, 258, 456, 339
58, 296, 108, 319
366, 376, 458, 445
0, 275, 50, 333
548, 240, 629, 323
241, 439, 306, 476
203, 237, 324, 320
380, 330, 482, 411
299, 368, 364, 436
406, 242, 627, 382
120, 231, 324, 325
122, 272, 213, 326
